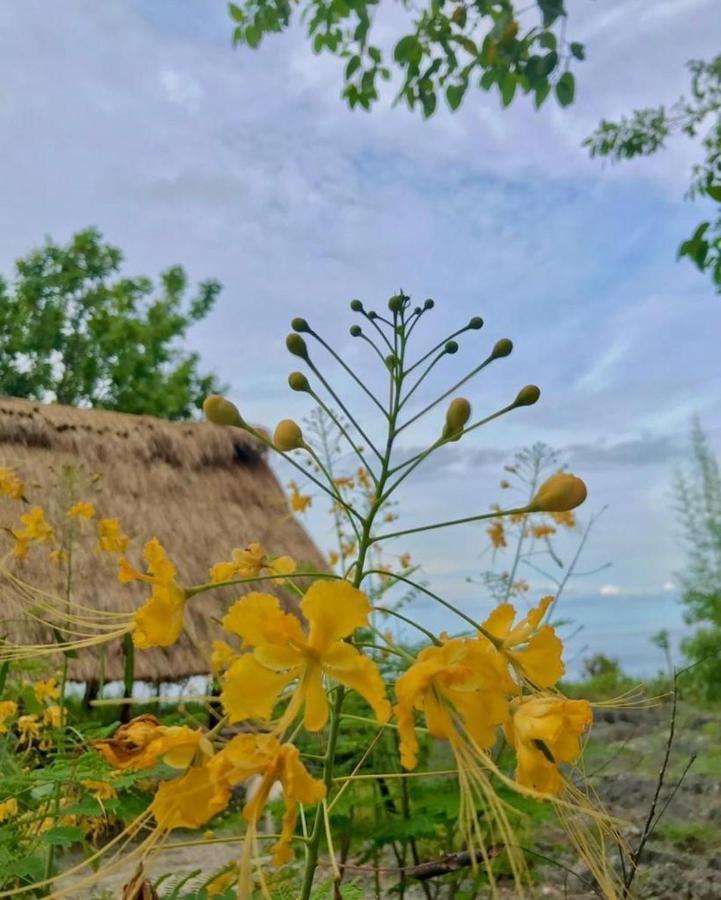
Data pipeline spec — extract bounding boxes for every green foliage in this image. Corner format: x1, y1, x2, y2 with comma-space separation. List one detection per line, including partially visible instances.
0, 228, 226, 419
674, 418, 721, 699
585, 55, 721, 293
227, 0, 584, 117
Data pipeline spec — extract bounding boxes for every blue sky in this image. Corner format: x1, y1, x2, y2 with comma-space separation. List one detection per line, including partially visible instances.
1, 0, 720, 672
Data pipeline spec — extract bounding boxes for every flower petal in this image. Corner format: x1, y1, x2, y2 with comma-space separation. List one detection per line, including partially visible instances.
301, 580, 371, 653
323, 643, 390, 725
302, 665, 328, 732
482, 603, 515, 641
221, 655, 293, 723
222, 592, 305, 649
510, 625, 564, 687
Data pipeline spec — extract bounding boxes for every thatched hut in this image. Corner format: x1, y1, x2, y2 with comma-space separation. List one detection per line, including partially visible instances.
0, 397, 324, 683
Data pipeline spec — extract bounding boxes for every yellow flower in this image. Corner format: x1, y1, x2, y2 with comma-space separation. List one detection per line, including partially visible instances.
530, 523, 556, 539
96, 517, 130, 554
0, 700, 17, 734
67, 500, 96, 520
0, 798, 18, 822
80, 780, 118, 802
34, 677, 61, 703
504, 695, 592, 794
91, 714, 207, 771
395, 637, 515, 770
215, 733, 325, 866
43, 705, 62, 728
210, 639, 236, 675
17, 714, 40, 743
482, 596, 564, 688
0, 467, 24, 501
12, 506, 54, 557
220, 581, 390, 731
487, 520, 507, 549
206, 867, 237, 897
327, 549, 339, 567
151, 762, 231, 830
209, 543, 296, 584
399, 552, 412, 569
120, 539, 187, 649
287, 479, 312, 513
550, 510, 576, 528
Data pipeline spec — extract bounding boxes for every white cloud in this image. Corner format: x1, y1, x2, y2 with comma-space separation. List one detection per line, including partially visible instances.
599, 585, 622, 597
159, 67, 204, 110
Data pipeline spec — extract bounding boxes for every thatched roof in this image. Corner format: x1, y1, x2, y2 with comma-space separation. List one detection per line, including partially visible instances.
0, 397, 325, 682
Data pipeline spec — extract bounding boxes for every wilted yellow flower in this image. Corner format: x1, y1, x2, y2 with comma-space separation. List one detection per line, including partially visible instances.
0, 798, 18, 822
0, 467, 24, 501
17, 714, 40, 743
487, 520, 507, 549
12, 506, 54, 558
120, 539, 187, 649
92, 714, 207, 771
214, 733, 325, 866
67, 501, 96, 520
43, 705, 62, 728
395, 638, 515, 770
504, 695, 592, 794
209, 542, 296, 584
482, 596, 564, 688
34, 677, 60, 703
0, 700, 18, 734
210, 639, 236, 675
96, 517, 130, 554
80, 780, 118, 802
220, 582, 390, 731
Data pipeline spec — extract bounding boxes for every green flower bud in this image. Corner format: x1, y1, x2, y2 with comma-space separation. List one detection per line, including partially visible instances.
423, 298, 435, 310
445, 340, 459, 354
288, 371, 310, 392
385, 354, 399, 371
350, 299, 364, 312
368, 311, 378, 320
274, 419, 304, 452
203, 395, 244, 428
286, 333, 309, 359
442, 397, 471, 441
528, 473, 587, 513
350, 324, 362, 337
388, 293, 406, 313
491, 338, 513, 359
513, 385, 541, 407
468, 316, 484, 330
291, 317, 310, 333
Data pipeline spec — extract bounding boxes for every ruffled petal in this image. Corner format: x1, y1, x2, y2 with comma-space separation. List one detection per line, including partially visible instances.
301, 580, 371, 654
323, 643, 390, 724
221, 655, 293, 723
222, 592, 305, 649
510, 625, 564, 687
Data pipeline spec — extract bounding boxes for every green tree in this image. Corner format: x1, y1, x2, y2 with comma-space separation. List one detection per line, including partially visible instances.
585, 55, 721, 294
0, 228, 225, 420
674, 418, 721, 700
227, 0, 583, 117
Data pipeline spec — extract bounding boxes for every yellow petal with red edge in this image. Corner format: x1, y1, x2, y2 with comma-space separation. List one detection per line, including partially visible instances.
221, 655, 293, 723
322, 642, 390, 724
509, 625, 564, 687
222, 592, 304, 649
301, 580, 371, 654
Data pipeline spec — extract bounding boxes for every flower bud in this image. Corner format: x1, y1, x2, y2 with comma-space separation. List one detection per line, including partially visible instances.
368, 310, 378, 320
350, 299, 364, 312
288, 371, 310, 392
291, 317, 310, 333
274, 419, 304, 452
203, 395, 244, 427
445, 340, 459, 354
468, 316, 484, 330
491, 338, 513, 359
513, 385, 541, 407
388, 293, 406, 313
442, 398, 471, 441
350, 324, 362, 337
529, 473, 587, 513
286, 333, 309, 359
385, 354, 399, 371
423, 298, 435, 310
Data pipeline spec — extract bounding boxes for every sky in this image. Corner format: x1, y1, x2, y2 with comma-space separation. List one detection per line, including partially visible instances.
1, 0, 720, 674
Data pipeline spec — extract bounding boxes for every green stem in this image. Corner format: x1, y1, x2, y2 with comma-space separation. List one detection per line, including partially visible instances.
122, 632, 135, 723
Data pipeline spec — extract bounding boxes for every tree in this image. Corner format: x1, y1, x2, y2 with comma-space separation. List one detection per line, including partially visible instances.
674, 418, 721, 699
0, 228, 225, 420
585, 55, 721, 294
227, 0, 584, 117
